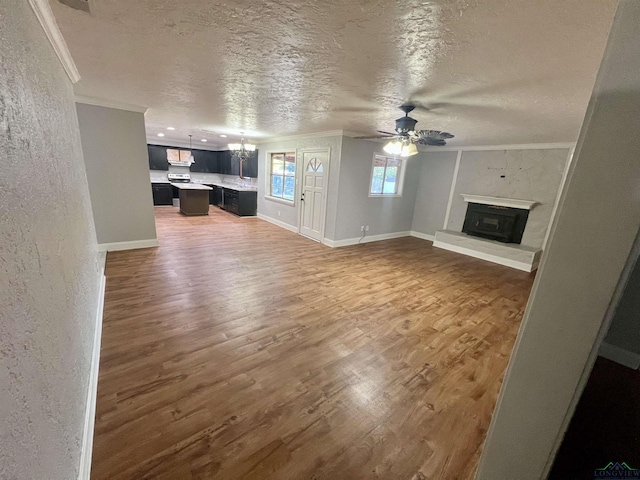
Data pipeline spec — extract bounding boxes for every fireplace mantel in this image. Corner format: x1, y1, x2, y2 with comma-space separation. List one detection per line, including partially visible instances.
461, 194, 538, 210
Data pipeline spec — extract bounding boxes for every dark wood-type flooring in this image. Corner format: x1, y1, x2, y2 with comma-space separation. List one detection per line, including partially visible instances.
549, 357, 640, 479
93, 206, 534, 479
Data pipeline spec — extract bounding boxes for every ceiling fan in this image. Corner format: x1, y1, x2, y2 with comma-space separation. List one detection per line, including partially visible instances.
354, 105, 454, 154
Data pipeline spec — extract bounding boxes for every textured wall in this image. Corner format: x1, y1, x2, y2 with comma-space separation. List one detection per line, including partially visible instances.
257, 135, 342, 236
0, 2, 100, 479
447, 148, 569, 248
411, 151, 458, 236
334, 137, 420, 240
76, 103, 157, 245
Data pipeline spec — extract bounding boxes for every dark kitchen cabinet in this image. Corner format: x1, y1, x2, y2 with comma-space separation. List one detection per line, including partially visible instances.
218, 151, 232, 175
210, 185, 223, 206
151, 183, 173, 205
221, 188, 257, 216
190, 150, 220, 173
148, 145, 169, 171
241, 150, 259, 178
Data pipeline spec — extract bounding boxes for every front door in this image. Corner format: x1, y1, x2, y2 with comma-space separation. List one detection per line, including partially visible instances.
299, 149, 329, 242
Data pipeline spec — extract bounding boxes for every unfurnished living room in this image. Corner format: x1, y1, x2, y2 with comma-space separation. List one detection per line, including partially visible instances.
3, 1, 640, 479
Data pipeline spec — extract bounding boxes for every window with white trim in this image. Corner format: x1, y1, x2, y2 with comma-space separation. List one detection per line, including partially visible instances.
369, 154, 404, 196
268, 152, 296, 202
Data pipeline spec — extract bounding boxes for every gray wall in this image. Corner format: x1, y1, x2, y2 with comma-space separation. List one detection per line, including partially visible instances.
333, 137, 420, 240
77, 103, 157, 245
477, 1, 640, 477
448, 148, 569, 248
411, 151, 458, 236
257, 135, 343, 234
604, 257, 640, 355
0, 3, 101, 479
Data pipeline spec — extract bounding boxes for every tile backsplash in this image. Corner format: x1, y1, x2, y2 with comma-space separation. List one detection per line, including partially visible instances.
150, 165, 258, 188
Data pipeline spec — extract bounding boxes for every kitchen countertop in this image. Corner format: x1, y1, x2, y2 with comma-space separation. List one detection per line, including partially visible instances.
170, 182, 212, 191
153, 179, 258, 192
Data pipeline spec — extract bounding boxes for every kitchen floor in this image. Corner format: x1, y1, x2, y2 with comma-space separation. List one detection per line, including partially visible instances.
94, 207, 534, 479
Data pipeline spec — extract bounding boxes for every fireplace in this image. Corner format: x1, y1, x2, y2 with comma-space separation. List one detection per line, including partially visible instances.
462, 202, 529, 244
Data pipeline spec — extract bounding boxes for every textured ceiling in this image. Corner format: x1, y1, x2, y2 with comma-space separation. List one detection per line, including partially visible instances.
51, 0, 618, 148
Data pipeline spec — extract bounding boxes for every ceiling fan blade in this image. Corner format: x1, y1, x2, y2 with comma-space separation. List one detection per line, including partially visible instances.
377, 130, 397, 136
418, 138, 447, 146
417, 130, 454, 140
353, 134, 394, 140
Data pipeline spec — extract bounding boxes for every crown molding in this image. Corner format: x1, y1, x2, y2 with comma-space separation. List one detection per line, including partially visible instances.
422, 142, 576, 152
28, 0, 81, 84
75, 95, 148, 113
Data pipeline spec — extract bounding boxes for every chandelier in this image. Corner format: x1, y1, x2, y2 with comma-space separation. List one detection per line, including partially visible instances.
228, 133, 256, 162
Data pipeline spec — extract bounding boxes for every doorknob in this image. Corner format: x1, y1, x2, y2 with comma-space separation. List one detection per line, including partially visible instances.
301, 192, 305, 202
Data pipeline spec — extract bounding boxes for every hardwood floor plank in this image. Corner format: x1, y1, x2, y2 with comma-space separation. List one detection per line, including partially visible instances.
92, 206, 534, 479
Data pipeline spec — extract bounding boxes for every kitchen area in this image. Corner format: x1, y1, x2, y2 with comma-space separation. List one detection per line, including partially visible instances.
148, 141, 258, 217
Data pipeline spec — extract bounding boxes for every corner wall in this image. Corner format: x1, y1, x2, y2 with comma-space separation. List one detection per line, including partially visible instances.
0, 2, 101, 478
601, 255, 640, 366
76, 103, 157, 248
256, 135, 343, 233
332, 137, 420, 242
411, 147, 571, 248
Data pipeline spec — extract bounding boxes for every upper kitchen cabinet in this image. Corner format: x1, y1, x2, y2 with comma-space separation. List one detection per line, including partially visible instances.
242, 150, 259, 178
148, 144, 169, 171
219, 150, 232, 175
190, 149, 219, 173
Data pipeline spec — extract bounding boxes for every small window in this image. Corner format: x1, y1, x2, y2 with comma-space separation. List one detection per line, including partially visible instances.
370, 154, 404, 196
269, 152, 296, 202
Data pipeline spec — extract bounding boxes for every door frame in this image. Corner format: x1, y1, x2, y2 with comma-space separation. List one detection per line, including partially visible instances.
297, 147, 331, 243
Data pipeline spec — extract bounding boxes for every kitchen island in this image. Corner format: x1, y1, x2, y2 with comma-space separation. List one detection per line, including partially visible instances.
170, 182, 212, 216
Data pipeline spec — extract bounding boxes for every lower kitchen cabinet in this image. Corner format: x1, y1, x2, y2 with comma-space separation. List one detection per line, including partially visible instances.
222, 189, 257, 216
151, 183, 173, 205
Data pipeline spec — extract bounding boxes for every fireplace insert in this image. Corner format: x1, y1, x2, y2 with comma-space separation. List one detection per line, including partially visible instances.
462, 202, 529, 244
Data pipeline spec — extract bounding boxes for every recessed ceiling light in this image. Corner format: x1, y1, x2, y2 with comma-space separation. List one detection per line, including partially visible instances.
220, 134, 227, 138
157, 133, 165, 137
201, 139, 207, 142
166, 127, 175, 130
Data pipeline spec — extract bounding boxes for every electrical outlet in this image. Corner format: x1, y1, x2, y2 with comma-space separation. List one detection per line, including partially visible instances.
365, 225, 369, 231
360, 225, 365, 232
278, 211, 281, 217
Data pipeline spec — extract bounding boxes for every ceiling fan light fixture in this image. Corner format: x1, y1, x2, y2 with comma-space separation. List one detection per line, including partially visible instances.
401, 143, 419, 157
383, 140, 403, 155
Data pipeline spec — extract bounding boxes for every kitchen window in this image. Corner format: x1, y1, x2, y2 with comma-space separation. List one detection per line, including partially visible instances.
268, 152, 296, 202
369, 154, 404, 196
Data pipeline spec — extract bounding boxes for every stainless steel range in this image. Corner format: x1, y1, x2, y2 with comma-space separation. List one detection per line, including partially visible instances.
167, 173, 191, 183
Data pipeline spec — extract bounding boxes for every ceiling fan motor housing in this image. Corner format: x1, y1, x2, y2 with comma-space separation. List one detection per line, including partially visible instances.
395, 115, 418, 134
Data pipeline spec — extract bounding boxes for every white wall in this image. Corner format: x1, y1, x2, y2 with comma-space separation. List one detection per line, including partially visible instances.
477, 1, 640, 477
257, 135, 343, 233
333, 137, 420, 241
411, 151, 458, 237
0, 3, 101, 479
77, 103, 157, 246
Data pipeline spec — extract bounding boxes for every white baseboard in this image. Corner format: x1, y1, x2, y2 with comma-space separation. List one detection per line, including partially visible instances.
598, 341, 640, 369
257, 213, 298, 233
410, 231, 435, 242
78, 259, 106, 480
97, 238, 159, 252
324, 231, 411, 248
433, 240, 537, 272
